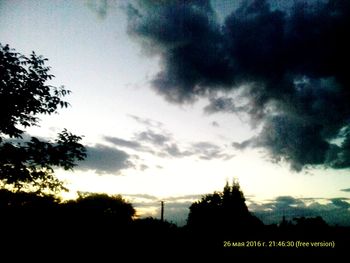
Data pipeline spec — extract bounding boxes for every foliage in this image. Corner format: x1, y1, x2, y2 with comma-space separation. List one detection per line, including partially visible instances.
0, 188, 60, 209
0, 44, 71, 139
0, 44, 86, 194
64, 192, 136, 223
187, 180, 263, 231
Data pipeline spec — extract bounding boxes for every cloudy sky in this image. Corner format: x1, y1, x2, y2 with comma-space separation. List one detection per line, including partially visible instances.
1, 0, 350, 226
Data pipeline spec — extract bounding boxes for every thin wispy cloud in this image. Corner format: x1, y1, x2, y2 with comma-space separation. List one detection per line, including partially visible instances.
104, 133, 233, 161
211, 121, 220, 127
128, 114, 164, 129
104, 136, 142, 149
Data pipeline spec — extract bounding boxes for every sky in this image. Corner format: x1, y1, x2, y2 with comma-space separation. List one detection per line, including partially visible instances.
1, 0, 350, 226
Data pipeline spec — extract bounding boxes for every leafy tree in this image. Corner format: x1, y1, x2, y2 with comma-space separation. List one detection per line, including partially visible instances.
187, 180, 263, 232
0, 44, 86, 194
0, 188, 60, 210
65, 193, 136, 223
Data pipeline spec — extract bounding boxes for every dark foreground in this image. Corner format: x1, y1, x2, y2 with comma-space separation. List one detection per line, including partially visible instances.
1, 212, 349, 260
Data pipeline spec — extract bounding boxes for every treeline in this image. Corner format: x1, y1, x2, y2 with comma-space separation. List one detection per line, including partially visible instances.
0, 184, 349, 259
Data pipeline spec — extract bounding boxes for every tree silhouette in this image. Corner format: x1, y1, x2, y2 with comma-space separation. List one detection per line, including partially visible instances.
0, 188, 59, 210
187, 180, 262, 233
293, 216, 328, 229
0, 44, 86, 194
64, 192, 136, 224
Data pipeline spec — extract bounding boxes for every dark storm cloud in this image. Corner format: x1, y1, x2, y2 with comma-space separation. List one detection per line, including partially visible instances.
126, 0, 231, 104
233, 114, 333, 171
204, 96, 237, 114
126, 0, 350, 170
77, 144, 134, 174
341, 188, 350, 192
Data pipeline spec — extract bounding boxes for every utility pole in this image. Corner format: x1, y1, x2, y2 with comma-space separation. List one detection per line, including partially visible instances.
160, 201, 164, 222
